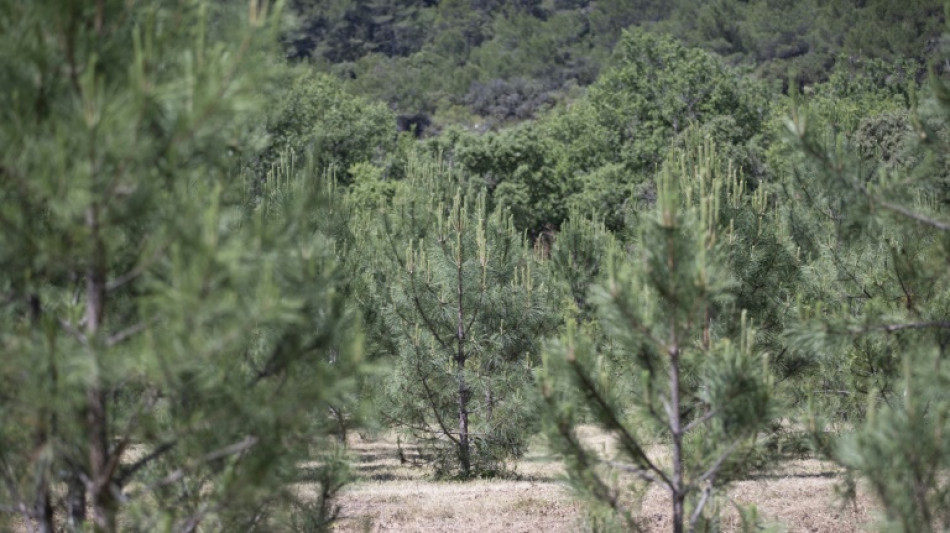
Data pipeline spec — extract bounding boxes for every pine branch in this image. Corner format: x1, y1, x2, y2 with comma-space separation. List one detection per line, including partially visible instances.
117, 440, 177, 487
789, 168, 839, 222
826, 245, 874, 300
58, 319, 88, 346
609, 291, 667, 351
174, 503, 212, 533
166, 34, 254, 154
872, 197, 950, 231
406, 277, 453, 353
106, 320, 153, 347
605, 460, 657, 483
544, 395, 632, 526
463, 287, 486, 342
688, 481, 714, 531
106, 243, 167, 291
569, 358, 673, 488
682, 408, 719, 434
698, 439, 742, 484
129, 436, 258, 498
852, 321, 950, 334
415, 360, 461, 446
892, 254, 918, 314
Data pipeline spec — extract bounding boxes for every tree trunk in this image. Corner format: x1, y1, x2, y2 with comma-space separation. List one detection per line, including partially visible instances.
33, 472, 54, 533
670, 344, 685, 533
85, 205, 118, 533
66, 468, 86, 531
329, 405, 348, 447
455, 206, 471, 478
703, 308, 711, 351
34, 346, 56, 533
457, 355, 471, 477
87, 385, 117, 533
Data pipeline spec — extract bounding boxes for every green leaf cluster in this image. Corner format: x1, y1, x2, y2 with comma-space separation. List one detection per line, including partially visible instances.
0, 2, 363, 531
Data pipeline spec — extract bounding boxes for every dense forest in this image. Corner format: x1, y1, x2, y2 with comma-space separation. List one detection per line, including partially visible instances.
2, 0, 950, 531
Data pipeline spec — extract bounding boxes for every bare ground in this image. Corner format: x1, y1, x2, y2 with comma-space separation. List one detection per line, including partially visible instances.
330, 427, 878, 533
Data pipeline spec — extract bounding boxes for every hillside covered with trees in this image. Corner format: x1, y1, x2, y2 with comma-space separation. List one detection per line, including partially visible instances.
2, 1, 950, 532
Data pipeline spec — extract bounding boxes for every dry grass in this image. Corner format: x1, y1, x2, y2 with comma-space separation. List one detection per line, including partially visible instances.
5, 428, 879, 532
330, 427, 879, 533
327, 431, 581, 532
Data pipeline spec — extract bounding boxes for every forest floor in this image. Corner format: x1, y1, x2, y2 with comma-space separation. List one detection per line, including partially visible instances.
327, 426, 878, 533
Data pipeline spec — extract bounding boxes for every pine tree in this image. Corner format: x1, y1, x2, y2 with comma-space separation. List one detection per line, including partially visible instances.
353, 156, 557, 478
547, 210, 621, 321
781, 67, 950, 531
541, 141, 777, 532
0, 2, 361, 531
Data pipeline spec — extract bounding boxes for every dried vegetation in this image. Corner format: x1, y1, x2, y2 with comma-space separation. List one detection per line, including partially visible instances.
331, 427, 877, 532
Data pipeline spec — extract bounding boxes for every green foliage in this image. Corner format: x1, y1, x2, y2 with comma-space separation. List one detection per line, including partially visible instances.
839, 0, 945, 66
547, 212, 621, 321
450, 123, 572, 234
590, 29, 769, 173
0, 2, 361, 531
656, 0, 944, 88
282, 0, 944, 126
285, 0, 436, 61
448, 31, 773, 235
774, 77, 939, 417
284, 0, 674, 122
264, 70, 395, 182
541, 141, 778, 532
3, 0, 948, 530
349, 156, 557, 478
837, 382, 950, 533
779, 42, 950, 530
565, 164, 642, 234
433, 33, 773, 237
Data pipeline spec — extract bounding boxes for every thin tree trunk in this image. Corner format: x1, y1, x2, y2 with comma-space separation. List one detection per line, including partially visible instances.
33, 471, 54, 533
85, 205, 117, 533
670, 344, 685, 533
457, 355, 470, 477
703, 308, 711, 350
86, 206, 105, 337
87, 385, 117, 533
66, 467, 86, 531
455, 206, 471, 478
329, 405, 348, 447
34, 311, 56, 533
